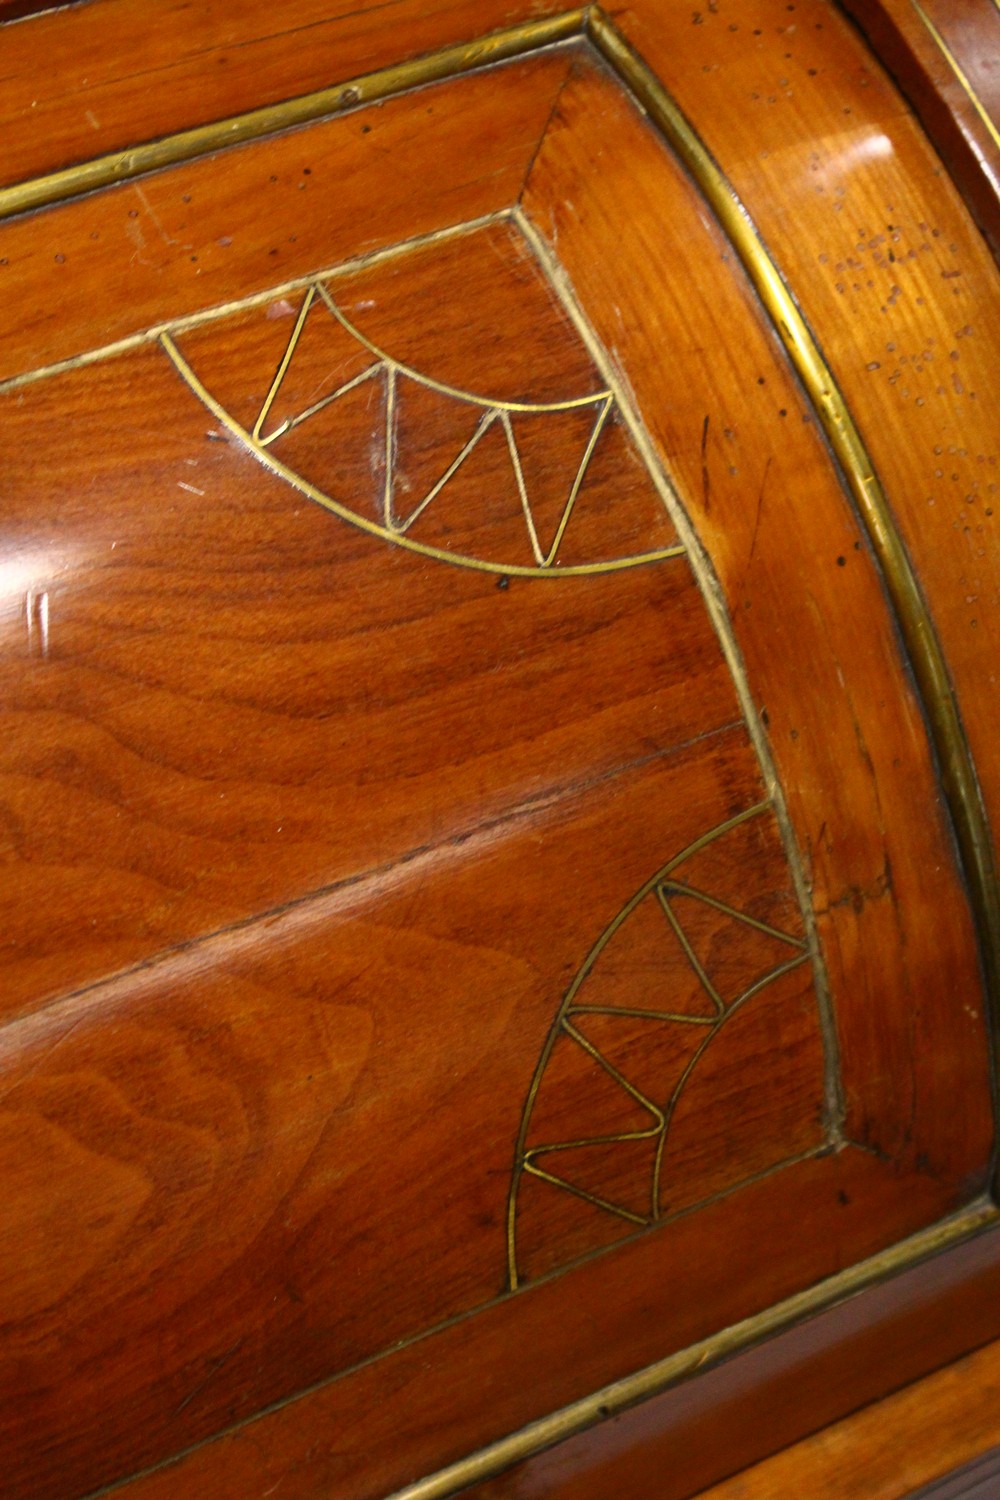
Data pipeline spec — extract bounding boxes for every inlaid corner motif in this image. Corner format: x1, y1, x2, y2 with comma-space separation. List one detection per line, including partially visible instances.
508, 801, 818, 1289
150, 219, 836, 1289
161, 273, 684, 578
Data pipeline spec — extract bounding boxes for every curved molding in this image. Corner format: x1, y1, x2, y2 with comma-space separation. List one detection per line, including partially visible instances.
585, 6, 1000, 1113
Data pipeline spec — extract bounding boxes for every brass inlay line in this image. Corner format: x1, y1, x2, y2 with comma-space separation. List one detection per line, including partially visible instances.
0, 11, 588, 223
515, 205, 845, 1157
585, 7, 1000, 1119
160, 328, 684, 579
316, 281, 610, 413
507, 801, 815, 1288
0, 211, 511, 395
387, 1201, 999, 1500
1, 12, 995, 1487
910, 0, 1000, 157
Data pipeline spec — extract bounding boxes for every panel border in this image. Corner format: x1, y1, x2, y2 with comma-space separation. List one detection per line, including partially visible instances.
4, 8, 998, 1495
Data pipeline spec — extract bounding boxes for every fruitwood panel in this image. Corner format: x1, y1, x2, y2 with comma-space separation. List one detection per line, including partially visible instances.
611, 0, 1000, 954
692, 1338, 1000, 1499
0, 0, 575, 189
520, 56, 992, 1176
0, 52, 571, 383
456, 1224, 1000, 1500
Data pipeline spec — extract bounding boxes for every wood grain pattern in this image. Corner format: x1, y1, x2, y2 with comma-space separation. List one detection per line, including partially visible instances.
520, 56, 992, 1179
692, 1336, 1000, 1499
0, 0, 575, 191
0, 208, 839, 1496
82, 1155, 963, 1500
610, 0, 1000, 1031
0, 51, 572, 384
456, 1224, 1000, 1500
1, 4, 998, 1497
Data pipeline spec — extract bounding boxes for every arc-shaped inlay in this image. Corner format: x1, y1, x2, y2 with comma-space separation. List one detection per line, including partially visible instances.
161, 275, 684, 578
507, 801, 816, 1289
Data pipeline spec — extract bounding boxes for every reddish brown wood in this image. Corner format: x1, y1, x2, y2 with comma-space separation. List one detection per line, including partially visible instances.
456, 1225, 1000, 1500
73, 1155, 962, 1500
691, 1335, 1000, 1499
1, 4, 999, 1499
0, 0, 574, 190
521, 57, 992, 1178
0, 52, 572, 384
838, 0, 1000, 258
610, 0, 1000, 1008
0, 207, 850, 1496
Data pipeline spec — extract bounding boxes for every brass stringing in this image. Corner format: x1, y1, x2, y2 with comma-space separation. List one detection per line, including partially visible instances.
507, 801, 812, 1289
909, 0, 1000, 154
162, 270, 684, 579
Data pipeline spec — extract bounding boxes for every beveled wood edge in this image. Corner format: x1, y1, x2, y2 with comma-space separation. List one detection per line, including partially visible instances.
0, 10, 587, 221
836, 0, 1000, 262
3, 11, 998, 1489
581, 5, 1000, 1190
365, 1202, 1000, 1499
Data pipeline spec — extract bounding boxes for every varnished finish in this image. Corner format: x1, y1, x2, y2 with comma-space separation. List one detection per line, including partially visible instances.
0, 12, 587, 223
693, 1335, 1000, 1499
839, 0, 1000, 257
608, 0, 1000, 1102
456, 1222, 1000, 1500
2, 4, 1000, 1498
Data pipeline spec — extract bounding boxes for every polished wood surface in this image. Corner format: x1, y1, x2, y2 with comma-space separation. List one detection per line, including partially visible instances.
1, 3, 999, 1498
840, 0, 1000, 257
456, 1225, 1000, 1500
692, 1336, 1000, 1500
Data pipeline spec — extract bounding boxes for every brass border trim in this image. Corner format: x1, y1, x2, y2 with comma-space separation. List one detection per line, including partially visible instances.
585, 6, 1000, 1135
386, 1201, 999, 1500
909, 0, 1000, 157
0, 10, 587, 223
2, 9, 998, 1490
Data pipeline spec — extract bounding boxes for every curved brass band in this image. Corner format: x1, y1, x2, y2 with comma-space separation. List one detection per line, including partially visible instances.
2, 8, 999, 1491
387, 1201, 999, 1500
585, 7, 1000, 1115
0, 10, 587, 223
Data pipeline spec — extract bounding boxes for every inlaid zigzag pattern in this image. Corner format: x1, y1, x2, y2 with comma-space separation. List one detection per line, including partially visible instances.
507, 802, 813, 1288
164, 278, 685, 578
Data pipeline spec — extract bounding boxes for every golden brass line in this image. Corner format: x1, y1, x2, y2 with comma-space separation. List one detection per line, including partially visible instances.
317, 282, 610, 413
910, 0, 1000, 156
0, 212, 511, 394
0, 12, 588, 222
388, 1201, 999, 1500
515, 203, 846, 1151
160, 330, 684, 580
661, 881, 808, 948
585, 6, 1000, 1131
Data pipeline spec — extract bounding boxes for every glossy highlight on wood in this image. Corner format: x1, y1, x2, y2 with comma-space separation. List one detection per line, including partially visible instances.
1, 3, 999, 1497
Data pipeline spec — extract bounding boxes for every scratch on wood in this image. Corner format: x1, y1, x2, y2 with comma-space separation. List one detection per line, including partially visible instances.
174, 1340, 245, 1416
747, 454, 771, 569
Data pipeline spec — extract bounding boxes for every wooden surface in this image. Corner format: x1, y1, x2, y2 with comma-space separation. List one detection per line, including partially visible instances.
456, 1223, 1000, 1500
1, 3, 999, 1498
839, 0, 1000, 257
692, 1336, 1000, 1500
